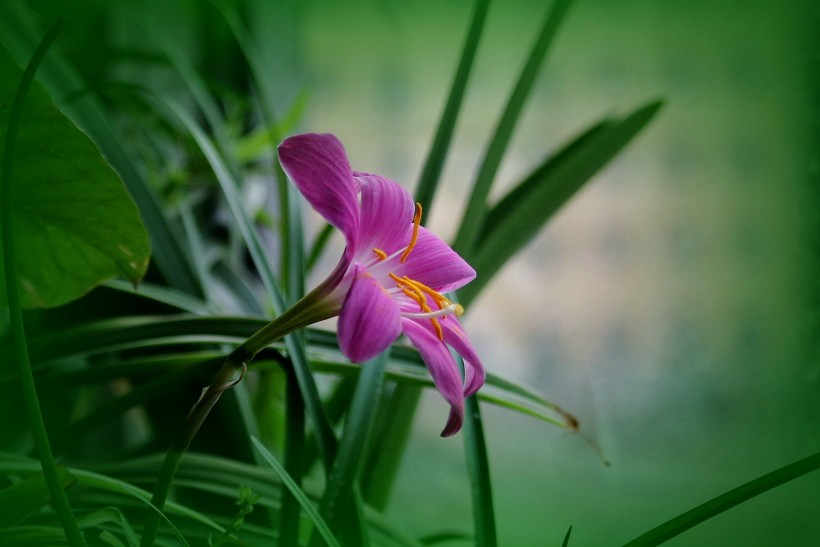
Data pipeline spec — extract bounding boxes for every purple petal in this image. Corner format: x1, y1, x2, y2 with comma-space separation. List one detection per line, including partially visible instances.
279, 133, 360, 249
353, 173, 415, 259
394, 227, 475, 293
338, 264, 401, 362
442, 319, 485, 397
402, 318, 465, 436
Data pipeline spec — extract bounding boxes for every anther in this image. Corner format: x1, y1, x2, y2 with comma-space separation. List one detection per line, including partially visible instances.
400, 202, 423, 263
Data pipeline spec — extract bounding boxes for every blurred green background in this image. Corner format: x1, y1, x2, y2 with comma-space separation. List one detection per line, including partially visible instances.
300, 1, 818, 544
6, 0, 818, 545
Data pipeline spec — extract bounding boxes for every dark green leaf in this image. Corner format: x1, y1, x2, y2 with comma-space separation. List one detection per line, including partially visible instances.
463, 392, 497, 547
0, 46, 150, 308
460, 99, 663, 305
415, 0, 491, 213
453, 0, 574, 255
623, 451, 820, 546
251, 437, 341, 547
0, 467, 74, 527
0, 4, 201, 297
561, 525, 573, 547
311, 354, 387, 547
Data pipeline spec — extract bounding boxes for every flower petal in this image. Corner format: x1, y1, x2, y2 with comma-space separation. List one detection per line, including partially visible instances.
338, 264, 402, 362
442, 319, 485, 397
394, 227, 476, 293
353, 173, 415, 259
401, 318, 465, 436
278, 133, 359, 248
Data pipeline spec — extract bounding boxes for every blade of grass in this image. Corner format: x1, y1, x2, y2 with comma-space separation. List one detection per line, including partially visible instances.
148, 93, 337, 466
463, 378, 496, 547
251, 437, 341, 547
0, 467, 74, 527
210, 0, 305, 302
0, 3, 202, 296
0, 19, 84, 547
415, 0, 491, 213
309, 353, 388, 547
361, 384, 421, 510
460, 99, 664, 305
623, 451, 820, 547
8, 315, 572, 428
453, 0, 573, 256
279, 365, 307, 547
561, 525, 573, 547
103, 280, 212, 315
369, 0, 490, 513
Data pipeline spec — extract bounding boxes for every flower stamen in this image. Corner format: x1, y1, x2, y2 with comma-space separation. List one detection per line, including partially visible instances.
389, 273, 465, 340
400, 202, 423, 263
373, 248, 388, 261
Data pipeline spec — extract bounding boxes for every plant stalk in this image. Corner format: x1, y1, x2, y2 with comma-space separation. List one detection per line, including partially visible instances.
140, 286, 339, 546
1, 19, 85, 547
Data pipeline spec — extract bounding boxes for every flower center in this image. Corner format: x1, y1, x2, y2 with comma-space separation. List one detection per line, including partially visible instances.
389, 273, 463, 340
370, 202, 463, 340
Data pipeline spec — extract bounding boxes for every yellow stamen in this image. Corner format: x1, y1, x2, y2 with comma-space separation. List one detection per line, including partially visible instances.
373, 248, 388, 261
389, 273, 462, 341
400, 202, 423, 263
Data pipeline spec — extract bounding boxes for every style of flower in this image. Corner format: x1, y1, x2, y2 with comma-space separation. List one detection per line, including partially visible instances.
278, 133, 485, 436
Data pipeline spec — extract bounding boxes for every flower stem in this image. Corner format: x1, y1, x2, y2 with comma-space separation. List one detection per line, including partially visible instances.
140, 290, 338, 547
1, 19, 85, 547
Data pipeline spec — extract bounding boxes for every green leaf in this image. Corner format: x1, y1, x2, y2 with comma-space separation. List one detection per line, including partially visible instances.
251, 437, 341, 547
561, 525, 573, 547
460, 99, 664, 305
463, 392, 497, 547
453, 0, 574, 256
0, 46, 150, 308
0, 467, 75, 527
311, 354, 387, 547
0, 4, 200, 297
415, 0, 491, 213
623, 451, 820, 546
0, 526, 69, 546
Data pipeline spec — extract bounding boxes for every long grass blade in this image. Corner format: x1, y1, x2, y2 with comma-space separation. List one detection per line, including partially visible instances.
460, 99, 663, 305
463, 383, 497, 547
623, 452, 820, 546
251, 437, 342, 547
453, 0, 573, 255
310, 354, 388, 547
279, 366, 307, 547
415, 0, 491, 212
149, 94, 337, 469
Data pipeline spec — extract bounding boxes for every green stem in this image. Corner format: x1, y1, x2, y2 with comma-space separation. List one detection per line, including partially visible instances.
1, 19, 85, 547
140, 287, 339, 546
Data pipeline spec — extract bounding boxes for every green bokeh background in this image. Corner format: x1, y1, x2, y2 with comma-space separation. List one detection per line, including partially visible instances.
5, 0, 818, 545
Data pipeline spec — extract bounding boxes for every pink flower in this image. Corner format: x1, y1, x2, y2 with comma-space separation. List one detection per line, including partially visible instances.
278, 133, 485, 436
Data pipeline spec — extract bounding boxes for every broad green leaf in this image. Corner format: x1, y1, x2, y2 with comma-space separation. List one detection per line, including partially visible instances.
0, 46, 150, 308
0, 467, 74, 527
460, 99, 663, 305
0, 2, 202, 297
